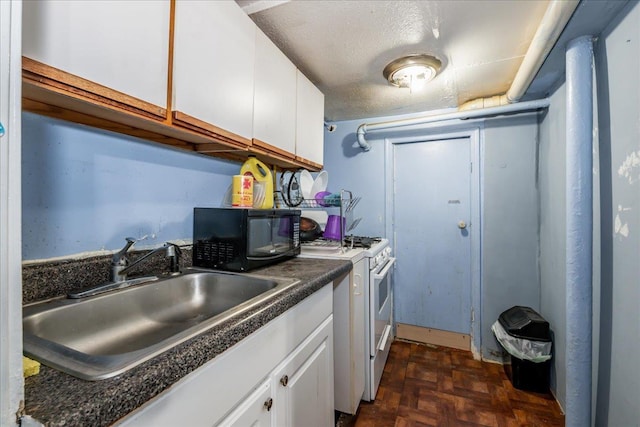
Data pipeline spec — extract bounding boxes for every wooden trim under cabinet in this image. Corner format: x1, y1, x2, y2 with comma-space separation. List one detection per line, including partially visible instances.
250, 143, 308, 170
251, 138, 297, 161
22, 56, 167, 120
21, 57, 322, 170
294, 155, 323, 172
172, 111, 251, 150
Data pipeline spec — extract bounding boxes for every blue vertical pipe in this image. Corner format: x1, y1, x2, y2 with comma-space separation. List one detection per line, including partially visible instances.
565, 35, 594, 427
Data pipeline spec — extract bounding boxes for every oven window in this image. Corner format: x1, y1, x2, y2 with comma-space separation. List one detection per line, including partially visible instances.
247, 216, 294, 257
378, 273, 389, 312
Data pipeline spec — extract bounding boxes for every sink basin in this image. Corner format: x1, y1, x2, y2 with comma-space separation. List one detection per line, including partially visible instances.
23, 268, 299, 380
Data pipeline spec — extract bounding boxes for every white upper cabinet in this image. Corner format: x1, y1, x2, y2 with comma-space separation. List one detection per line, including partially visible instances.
173, 0, 256, 143
253, 29, 297, 155
296, 71, 325, 167
22, 0, 170, 111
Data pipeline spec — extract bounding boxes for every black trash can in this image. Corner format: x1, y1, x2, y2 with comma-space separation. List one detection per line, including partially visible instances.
495, 306, 552, 393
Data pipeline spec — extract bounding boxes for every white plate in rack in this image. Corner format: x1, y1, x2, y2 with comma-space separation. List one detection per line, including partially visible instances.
310, 171, 328, 201
299, 170, 314, 200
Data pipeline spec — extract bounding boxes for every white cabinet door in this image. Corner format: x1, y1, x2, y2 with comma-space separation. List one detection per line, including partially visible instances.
218, 381, 273, 427
22, 0, 169, 109
295, 71, 325, 166
173, 0, 255, 142
253, 29, 296, 155
272, 316, 334, 427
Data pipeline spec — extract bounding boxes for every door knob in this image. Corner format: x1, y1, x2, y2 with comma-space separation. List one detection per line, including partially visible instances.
458, 221, 467, 229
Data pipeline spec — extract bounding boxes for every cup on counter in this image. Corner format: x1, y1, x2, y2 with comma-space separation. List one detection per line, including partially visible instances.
231, 175, 253, 207
253, 181, 266, 208
323, 215, 345, 240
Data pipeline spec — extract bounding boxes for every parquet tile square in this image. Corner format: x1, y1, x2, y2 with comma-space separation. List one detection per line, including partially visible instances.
407, 361, 439, 382
353, 340, 564, 427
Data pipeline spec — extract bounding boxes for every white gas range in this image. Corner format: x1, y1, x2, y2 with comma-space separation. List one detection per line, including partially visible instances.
298, 237, 394, 408
363, 239, 394, 401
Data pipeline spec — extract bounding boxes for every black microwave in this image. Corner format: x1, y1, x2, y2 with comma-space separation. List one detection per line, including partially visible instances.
192, 208, 301, 272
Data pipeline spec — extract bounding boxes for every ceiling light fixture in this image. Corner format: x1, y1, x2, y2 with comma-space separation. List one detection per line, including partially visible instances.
383, 54, 442, 92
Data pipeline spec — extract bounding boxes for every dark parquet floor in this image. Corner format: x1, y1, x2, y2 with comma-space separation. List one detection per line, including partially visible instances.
352, 340, 564, 427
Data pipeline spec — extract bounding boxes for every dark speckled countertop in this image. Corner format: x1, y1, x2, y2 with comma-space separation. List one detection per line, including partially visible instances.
24, 257, 351, 427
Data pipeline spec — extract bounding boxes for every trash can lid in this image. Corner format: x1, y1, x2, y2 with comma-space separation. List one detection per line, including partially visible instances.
498, 306, 551, 342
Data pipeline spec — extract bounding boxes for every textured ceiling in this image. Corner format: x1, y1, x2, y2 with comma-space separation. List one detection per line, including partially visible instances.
237, 0, 629, 122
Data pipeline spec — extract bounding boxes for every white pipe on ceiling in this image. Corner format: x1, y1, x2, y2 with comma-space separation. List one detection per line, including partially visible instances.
507, 0, 580, 102
356, 98, 550, 151
356, 0, 579, 150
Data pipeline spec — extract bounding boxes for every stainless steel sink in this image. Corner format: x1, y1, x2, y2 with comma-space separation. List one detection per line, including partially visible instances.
23, 268, 299, 380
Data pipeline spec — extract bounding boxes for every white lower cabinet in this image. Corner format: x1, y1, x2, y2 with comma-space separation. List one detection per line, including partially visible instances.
116, 284, 334, 427
272, 320, 333, 427
218, 380, 272, 427
220, 317, 333, 427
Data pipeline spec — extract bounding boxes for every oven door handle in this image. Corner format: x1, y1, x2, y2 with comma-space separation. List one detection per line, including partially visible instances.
378, 324, 392, 351
374, 257, 396, 281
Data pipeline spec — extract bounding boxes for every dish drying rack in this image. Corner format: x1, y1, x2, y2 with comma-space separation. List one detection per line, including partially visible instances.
277, 190, 361, 252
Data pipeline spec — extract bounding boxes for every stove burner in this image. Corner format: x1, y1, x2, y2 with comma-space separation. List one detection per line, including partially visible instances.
343, 236, 382, 249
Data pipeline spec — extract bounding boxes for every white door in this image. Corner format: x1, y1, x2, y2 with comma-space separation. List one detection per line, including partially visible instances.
393, 137, 472, 334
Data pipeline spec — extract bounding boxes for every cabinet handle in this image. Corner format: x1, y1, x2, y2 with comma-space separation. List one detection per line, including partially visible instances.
264, 398, 273, 411
280, 375, 289, 387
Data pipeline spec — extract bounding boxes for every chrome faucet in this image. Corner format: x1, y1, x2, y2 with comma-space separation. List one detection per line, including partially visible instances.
111, 237, 182, 282
68, 237, 182, 299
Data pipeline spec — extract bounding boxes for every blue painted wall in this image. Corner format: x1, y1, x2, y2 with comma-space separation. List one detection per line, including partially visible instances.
539, 82, 568, 408
538, 3, 640, 421
22, 112, 239, 260
481, 116, 540, 360
323, 113, 540, 359
594, 5, 640, 423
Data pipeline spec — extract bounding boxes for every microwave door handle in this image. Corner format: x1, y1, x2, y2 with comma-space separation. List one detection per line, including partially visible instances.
374, 257, 396, 281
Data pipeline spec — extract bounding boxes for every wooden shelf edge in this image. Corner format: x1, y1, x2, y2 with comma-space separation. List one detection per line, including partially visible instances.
23, 97, 194, 151
294, 156, 323, 171
252, 138, 296, 160
172, 111, 251, 150
23, 56, 166, 120
21, 59, 323, 171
